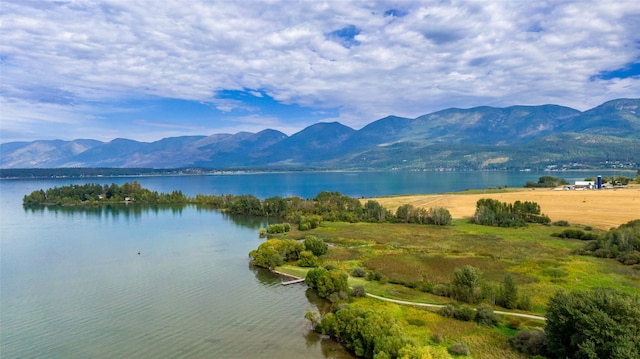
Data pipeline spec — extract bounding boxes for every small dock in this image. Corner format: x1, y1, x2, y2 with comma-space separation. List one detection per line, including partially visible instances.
281, 278, 306, 285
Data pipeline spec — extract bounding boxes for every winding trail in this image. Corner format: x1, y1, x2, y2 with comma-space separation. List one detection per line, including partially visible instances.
365, 293, 546, 321
273, 268, 547, 321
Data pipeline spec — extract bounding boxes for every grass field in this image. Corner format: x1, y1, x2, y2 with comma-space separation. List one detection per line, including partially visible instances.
368, 185, 640, 229
273, 186, 640, 358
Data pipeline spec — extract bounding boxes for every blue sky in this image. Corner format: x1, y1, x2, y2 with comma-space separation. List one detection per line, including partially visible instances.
1, 0, 639, 143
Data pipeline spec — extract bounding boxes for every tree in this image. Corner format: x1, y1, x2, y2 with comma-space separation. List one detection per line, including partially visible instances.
498, 273, 518, 309
451, 265, 483, 304
427, 207, 452, 225
298, 250, 319, 267
304, 236, 328, 256
306, 268, 349, 302
545, 288, 640, 359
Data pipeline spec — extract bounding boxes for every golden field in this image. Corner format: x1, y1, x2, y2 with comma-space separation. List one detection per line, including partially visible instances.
371, 185, 640, 229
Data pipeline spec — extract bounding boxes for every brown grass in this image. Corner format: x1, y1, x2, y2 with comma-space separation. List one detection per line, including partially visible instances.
370, 186, 640, 229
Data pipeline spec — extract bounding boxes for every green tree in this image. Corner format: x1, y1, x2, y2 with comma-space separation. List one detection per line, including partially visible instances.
248, 243, 283, 269
451, 265, 483, 304
498, 273, 518, 309
298, 250, 319, 267
545, 288, 640, 359
427, 207, 452, 225
304, 236, 328, 256
305, 268, 328, 288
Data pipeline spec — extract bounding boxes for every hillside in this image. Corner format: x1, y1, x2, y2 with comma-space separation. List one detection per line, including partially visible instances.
1, 98, 638, 170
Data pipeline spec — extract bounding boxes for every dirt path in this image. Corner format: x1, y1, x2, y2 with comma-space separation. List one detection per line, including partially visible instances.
365, 293, 546, 321
371, 187, 640, 229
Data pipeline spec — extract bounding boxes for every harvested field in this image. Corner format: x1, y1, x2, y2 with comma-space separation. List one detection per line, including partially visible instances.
371, 186, 640, 229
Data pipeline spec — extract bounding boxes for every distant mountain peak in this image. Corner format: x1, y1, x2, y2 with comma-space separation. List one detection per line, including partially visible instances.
2, 98, 638, 170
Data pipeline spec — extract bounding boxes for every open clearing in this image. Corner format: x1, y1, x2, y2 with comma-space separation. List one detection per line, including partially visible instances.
371, 186, 640, 229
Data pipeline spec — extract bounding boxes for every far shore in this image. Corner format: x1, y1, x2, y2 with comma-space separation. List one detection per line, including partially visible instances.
368, 185, 640, 229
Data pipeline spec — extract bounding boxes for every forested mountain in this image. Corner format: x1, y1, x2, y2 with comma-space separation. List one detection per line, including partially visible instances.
2, 98, 639, 170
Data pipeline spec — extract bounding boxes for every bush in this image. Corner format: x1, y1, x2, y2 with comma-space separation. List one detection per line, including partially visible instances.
366, 270, 383, 282
474, 304, 499, 326
351, 266, 367, 277
553, 220, 570, 226
516, 293, 532, 311
431, 283, 450, 297
266, 223, 291, 234
449, 343, 470, 356
438, 305, 456, 318
351, 285, 366, 297
510, 330, 546, 356
453, 306, 475, 321
551, 229, 599, 240
298, 250, 319, 267
304, 236, 328, 256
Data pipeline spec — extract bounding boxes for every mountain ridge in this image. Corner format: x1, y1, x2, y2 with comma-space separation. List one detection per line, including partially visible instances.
2, 98, 638, 170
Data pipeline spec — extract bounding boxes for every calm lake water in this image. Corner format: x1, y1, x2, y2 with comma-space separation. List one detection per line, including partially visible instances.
0, 171, 624, 358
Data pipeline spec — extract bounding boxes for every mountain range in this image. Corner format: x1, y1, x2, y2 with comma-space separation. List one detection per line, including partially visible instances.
2, 98, 639, 171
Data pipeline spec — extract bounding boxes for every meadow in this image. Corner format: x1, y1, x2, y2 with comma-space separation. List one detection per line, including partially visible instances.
274, 187, 640, 358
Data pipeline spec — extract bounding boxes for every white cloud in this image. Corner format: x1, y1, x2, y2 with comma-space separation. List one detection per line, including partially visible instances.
1, 0, 639, 142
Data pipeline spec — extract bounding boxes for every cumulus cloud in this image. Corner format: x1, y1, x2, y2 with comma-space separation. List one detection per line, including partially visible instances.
1, 0, 639, 142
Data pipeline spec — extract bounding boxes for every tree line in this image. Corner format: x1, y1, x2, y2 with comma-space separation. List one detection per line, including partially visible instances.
24, 183, 452, 227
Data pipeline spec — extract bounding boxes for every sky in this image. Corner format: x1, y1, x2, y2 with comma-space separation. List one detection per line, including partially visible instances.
1, 0, 639, 144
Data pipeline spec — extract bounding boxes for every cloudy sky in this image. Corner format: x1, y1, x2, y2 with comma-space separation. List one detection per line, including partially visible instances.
1, 0, 639, 143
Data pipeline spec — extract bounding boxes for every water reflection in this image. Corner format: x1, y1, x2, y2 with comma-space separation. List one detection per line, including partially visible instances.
249, 265, 282, 286
23, 203, 187, 217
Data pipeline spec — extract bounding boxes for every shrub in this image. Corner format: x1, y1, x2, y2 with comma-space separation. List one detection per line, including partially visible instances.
431, 283, 450, 296
449, 343, 470, 356
553, 220, 570, 226
298, 250, 319, 267
552, 229, 599, 240
453, 305, 475, 321
509, 330, 546, 356
351, 285, 366, 297
304, 236, 328, 256
351, 266, 367, 277
418, 281, 433, 293
438, 305, 456, 318
516, 293, 532, 311
474, 304, 499, 326
366, 270, 383, 282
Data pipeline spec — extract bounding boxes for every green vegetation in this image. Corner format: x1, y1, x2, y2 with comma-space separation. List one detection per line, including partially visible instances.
305, 268, 349, 303
22, 181, 188, 205
312, 304, 451, 359
545, 288, 640, 358
577, 219, 640, 265
266, 222, 291, 234
24, 186, 453, 230
472, 198, 550, 227
524, 176, 568, 188
268, 215, 640, 359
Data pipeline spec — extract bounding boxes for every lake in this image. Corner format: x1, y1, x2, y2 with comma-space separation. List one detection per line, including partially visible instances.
0, 171, 623, 358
